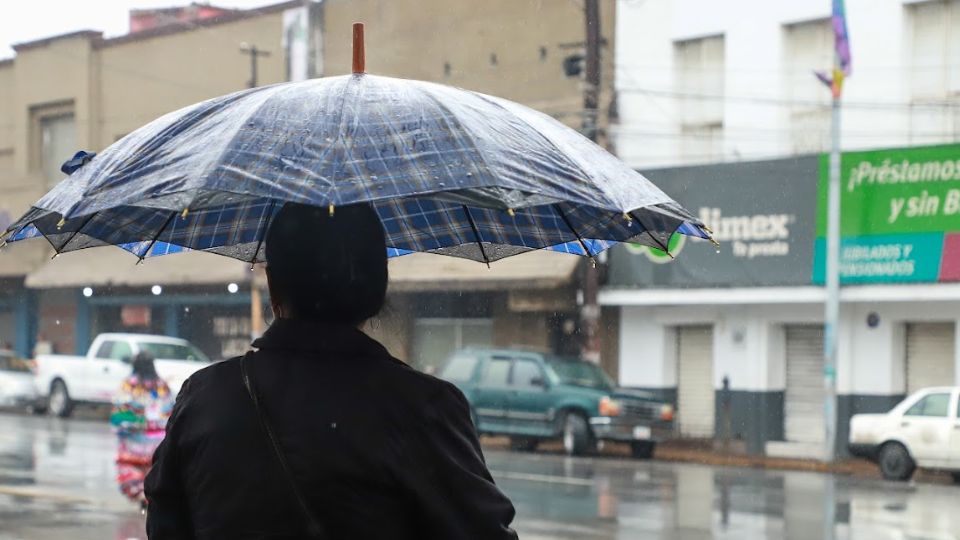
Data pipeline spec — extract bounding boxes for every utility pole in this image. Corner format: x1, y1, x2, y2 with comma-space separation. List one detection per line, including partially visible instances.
240, 41, 271, 337
239, 43, 271, 88
583, 0, 601, 142
581, 0, 601, 364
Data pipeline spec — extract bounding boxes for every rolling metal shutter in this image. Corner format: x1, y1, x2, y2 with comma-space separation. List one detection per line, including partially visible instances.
784, 325, 825, 444
906, 322, 955, 393
676, 326, 714, 438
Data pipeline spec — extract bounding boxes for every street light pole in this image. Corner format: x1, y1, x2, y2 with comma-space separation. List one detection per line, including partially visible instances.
581, 0, 601, 364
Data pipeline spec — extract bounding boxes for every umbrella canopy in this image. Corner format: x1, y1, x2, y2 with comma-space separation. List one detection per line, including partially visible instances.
3, 48, 711, 264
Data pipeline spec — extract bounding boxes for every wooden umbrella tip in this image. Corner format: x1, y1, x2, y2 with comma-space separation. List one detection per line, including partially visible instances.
352, 22, 365, 74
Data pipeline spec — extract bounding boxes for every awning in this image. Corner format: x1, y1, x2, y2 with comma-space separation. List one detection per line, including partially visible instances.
24, 246, 580, 291
387, 250, 580, 292
0, 241, 53, 278
25, 248, 251, 289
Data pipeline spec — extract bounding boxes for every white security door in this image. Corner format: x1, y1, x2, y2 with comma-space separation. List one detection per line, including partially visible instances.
784, 325, 825, 444
906, 322, 956, 393
676, 326, 714, 438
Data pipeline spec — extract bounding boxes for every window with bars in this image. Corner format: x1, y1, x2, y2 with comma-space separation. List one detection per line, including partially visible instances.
907, 0, 960, 142
783, 18, 832, 154
31, 103, 76, 188
674, 35, 725, 162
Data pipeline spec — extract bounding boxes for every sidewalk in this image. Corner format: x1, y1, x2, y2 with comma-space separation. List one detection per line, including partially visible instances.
481, 436, 957, 485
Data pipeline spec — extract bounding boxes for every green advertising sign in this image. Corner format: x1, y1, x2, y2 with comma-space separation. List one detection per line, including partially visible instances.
813, 144, 960, 284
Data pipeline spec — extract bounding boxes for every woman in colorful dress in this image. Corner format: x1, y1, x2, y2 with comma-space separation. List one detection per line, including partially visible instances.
110, 351, 174, 508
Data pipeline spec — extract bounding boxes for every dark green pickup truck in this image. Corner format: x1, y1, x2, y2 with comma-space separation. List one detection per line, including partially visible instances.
439, 348, 675, 458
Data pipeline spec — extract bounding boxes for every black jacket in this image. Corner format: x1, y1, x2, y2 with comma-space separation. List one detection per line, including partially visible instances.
144, 319, 517, 539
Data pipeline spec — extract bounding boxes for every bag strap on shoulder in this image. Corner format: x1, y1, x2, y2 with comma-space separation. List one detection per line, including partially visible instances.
240, 352, 326, 538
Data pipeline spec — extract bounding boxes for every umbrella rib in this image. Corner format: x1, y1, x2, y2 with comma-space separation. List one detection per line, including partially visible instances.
462, 205, 491, 268
325, 76, 363, 206
414, 86, 498, 193
553, 204, 595, 260
53, 212, 98, 255
250, 200, 276, 267
629, 211, 673, 258
467, 91, 601, 205
137, 212, 177, 263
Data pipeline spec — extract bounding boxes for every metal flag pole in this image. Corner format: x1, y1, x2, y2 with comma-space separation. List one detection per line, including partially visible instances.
821, 0, 850, 467
822, 78, 841, 540
822, 0, 851, 536
824, 86, 841, 464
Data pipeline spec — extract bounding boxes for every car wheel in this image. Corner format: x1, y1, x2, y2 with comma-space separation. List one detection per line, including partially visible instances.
509, 437, 539, 452
630, 441, 656, 459
878, 442, 915, 481
950, 472, 960, 485
561, 412, 592, 456
47, 380, 73, 419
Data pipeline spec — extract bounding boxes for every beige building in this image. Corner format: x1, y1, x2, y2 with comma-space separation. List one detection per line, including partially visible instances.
0, 1, 616, 374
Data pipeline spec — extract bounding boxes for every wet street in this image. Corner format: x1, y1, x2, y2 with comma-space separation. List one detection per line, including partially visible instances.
0, 412, 958, 539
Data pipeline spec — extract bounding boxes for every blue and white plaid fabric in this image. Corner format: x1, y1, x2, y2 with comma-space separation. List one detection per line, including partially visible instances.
3, 74, 711, 263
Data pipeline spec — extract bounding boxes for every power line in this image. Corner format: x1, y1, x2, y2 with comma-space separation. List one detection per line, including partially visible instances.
618, 85, 960, 110
613, 122, 960, 138
614, 61, 960, 73
614, 64, 960, 111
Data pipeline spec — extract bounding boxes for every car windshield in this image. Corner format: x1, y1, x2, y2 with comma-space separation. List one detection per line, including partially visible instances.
439, 354, 480, 383
546, 358, 614, 391
139, 342, 210, 363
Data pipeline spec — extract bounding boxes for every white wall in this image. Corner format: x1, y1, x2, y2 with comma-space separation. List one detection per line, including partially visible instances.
618, 299, 960, 395
619, 306, 677, 388
615, 0, 950, 169
620, 303, 821, 391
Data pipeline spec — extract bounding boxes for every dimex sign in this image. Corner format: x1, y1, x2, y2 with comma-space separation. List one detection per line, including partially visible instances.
607, 156, 819, 288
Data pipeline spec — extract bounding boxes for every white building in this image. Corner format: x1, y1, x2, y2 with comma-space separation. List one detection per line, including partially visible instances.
606, 0, 960, 458
613, 0, 960, 169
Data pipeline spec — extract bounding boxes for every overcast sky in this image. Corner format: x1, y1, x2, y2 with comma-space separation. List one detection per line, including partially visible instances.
1, 1, 276, 58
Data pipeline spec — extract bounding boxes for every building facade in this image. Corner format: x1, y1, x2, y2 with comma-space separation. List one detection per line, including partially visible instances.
0, 1, 613, 367
0, 2, 298, 359
601, 144, 960, 457
604, 0, 960, 457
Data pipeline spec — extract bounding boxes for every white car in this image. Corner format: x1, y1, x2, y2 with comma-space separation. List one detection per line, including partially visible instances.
34, 333, 215, 417
0, 351, 37, 408
849, 386, 960, 482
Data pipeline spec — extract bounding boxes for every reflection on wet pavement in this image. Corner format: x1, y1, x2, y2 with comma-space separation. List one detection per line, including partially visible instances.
485, 450, 960, 539
0, 412, 958, 539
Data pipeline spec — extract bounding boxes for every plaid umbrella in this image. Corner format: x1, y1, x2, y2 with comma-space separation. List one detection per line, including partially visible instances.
3, 73, 712, 264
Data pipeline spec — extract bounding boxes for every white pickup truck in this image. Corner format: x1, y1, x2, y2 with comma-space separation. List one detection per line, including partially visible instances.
35, 333, 215, 417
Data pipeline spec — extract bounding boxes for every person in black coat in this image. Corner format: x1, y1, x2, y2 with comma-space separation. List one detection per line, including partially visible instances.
144, 202, 518, 539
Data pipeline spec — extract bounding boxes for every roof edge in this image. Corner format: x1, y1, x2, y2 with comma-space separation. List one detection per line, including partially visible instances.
12, 30, 104, 52
8, 1, 302, 55
97, 0, 303, 49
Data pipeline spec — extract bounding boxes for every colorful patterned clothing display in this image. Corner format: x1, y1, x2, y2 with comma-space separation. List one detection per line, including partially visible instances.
110, 376, 174, 503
